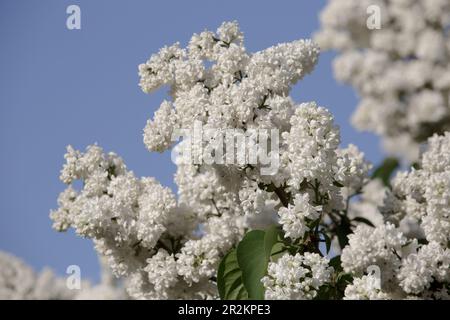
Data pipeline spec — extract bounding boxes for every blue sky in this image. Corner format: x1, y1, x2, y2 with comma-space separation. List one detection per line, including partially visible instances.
0, 0, 382, 282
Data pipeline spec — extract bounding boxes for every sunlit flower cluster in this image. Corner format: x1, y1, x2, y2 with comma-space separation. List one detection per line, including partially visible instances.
261, 253, 333, 300
342, 133, 450, 299
0, 251, 126, 300
48, 21, 374, 300
43, 19, 450, 300
315, 0, 450, 161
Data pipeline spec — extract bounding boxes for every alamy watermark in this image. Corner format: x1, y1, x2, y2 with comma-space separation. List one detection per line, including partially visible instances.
171, 121, 280, 175
367, 5, 381, 30
367, 265, 382, 289
66, 264, 81, 290
66, 5, 81, 30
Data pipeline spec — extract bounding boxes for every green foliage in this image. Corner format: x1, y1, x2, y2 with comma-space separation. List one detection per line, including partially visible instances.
217, 227, 355, 300
263, 226, 283, 259
323, 232, 332, 254
352, 216, 375, 227
372, 157, 400, 186
336, 215, 352, 249
217, 249, 248, 300
236, 230, 267, 299
217, 227, 283, 300
316, 256, 353, 300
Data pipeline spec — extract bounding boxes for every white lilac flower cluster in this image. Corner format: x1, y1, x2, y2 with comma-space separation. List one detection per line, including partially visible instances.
278, 193, 322, 240
261, 253, 333, 300
0, 251, 74, 300
140, 18, 371, 236
341, 133, 450, 299
139, 19, 372, 285
50, 21, 373, 300
315, 0, 450, 161
384, 132, 450, 244
50, 144, 226, 299
0, 251, 126, 300
343, 274, 391, 300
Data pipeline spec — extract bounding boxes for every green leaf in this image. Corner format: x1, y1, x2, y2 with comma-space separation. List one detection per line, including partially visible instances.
336, 272, 353, 289
263, 226, 283, 260
316, 284, 333, 300
269, 242, 287, 261
336, 215, 352, 250
217, 249, 248, 300
352, 217, 375, 227
323, 233, 332, 254
218, 227, 286, 300
237, 230, 267, 300
329, 255, 342, 272
333, 180, 344, 188
372, 157, 399, 186
325, 256, 350, 300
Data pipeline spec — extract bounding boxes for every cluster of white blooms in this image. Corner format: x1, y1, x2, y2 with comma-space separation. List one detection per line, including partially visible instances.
397, 241, 450, 296
341, 223, 408, 288
0, 251, 126, 300
280, 102, 340, 190
317, 2, 450, 298
342, 133, 450, 299
261, 253, 333, 300
336, 144, 373, 194
140, 22, 319, 146
43, 19, 450, 300
384, 133, 450, 244
74, 255, 128, 300
0, 251, 74, 300
50, 21, 374, 300
342, 224, 450, 299
344, 274, 391, 300
51, 144, 232, 299
238, 180, 279, 230
278, 193, 321, 240
315, 0, 450, 161
139, 20, 372, 261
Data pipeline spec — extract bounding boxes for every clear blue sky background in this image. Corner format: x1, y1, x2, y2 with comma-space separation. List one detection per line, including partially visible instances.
0, 0, 383, 283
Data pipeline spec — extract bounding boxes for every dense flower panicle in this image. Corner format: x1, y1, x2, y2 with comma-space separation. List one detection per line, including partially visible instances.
384, 133, 450, 245
176, 239, 220, 284
261, 253, 333, 300
138, 22, 372, 242
143, 101, 177, 152
140, 21, 320, 155
341, 223, 407, 281
0, 251, 68, 300
47, 21, 389, 300
144, 249, 178, 294
281, 102, 340, 190
315, 0, 450, 161
51, 145, 184, 296
335, 144, 373, 193
51, 147, 247, 299
316, 1, 450, 299
341, 133, 450, 299
0, 251, 126, 300
51, 145, 177, 250
341, 223, 415, 298
141, 19, 372, 254
397, 241, 450, 295
344, 274, 391, 300
245, 40, 320, 95
422, 132, 450, 173
278, 193, 321, 240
